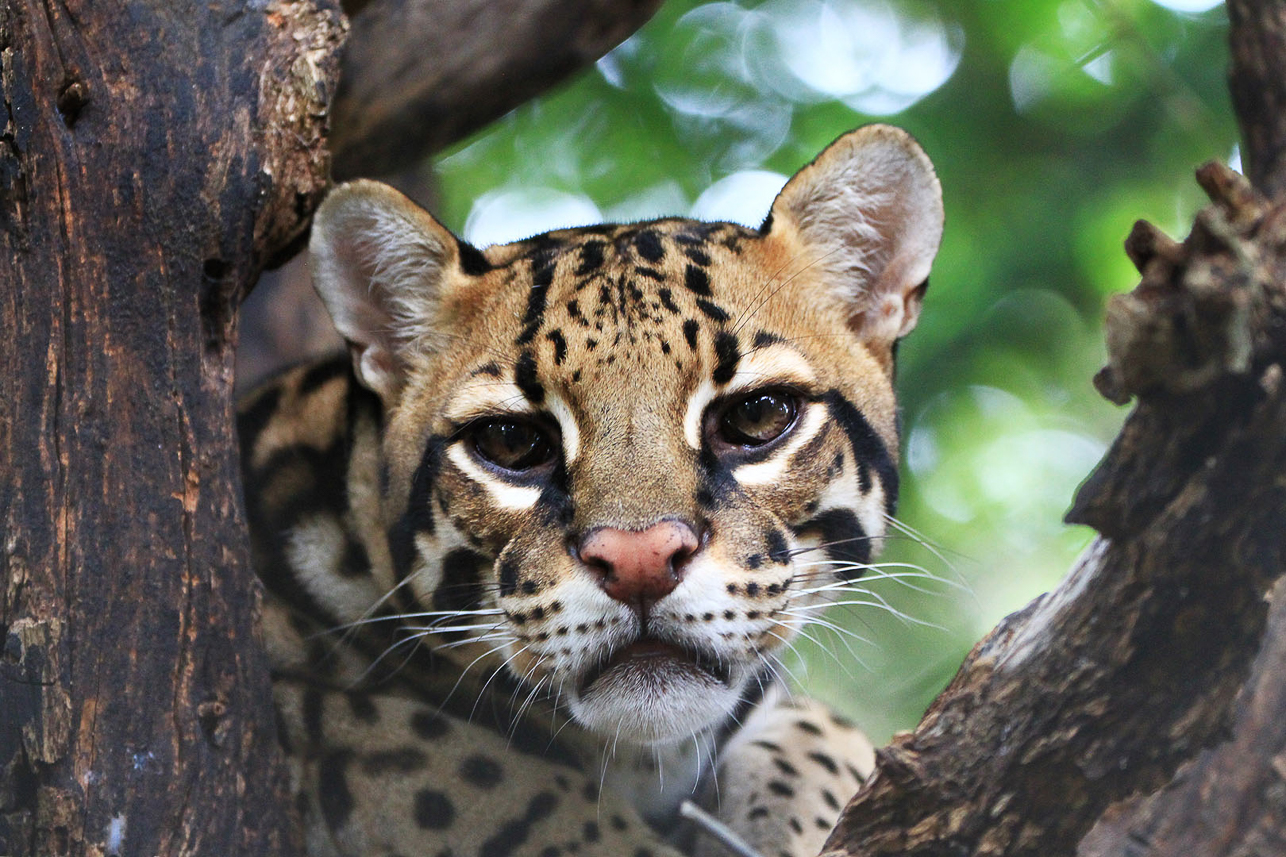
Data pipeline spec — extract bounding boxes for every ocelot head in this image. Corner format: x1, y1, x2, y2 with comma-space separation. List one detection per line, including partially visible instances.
309, 124, 943, 744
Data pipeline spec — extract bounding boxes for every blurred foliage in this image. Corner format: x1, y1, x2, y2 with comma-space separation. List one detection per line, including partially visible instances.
427, 0, 1236, 740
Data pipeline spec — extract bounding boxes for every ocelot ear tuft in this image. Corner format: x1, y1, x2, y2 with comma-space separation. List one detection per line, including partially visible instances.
309, 180, 485, 403
765, 124, 943, 358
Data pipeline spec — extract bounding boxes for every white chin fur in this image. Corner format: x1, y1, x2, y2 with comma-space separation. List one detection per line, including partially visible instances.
568, 669, 743, 745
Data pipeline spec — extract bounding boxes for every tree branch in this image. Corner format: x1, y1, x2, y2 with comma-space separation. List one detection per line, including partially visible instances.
329, 0, 664, 178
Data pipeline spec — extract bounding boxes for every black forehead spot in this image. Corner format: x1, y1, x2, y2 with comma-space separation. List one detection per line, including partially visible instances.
712, 331, 740, 385
546, 330, 567, 366
657, 288, 680, 314
633, 230, 665, 263
456, 237, 493, 276
514, 351, 544, 404
574, 240, 606, 276
684, 264, 711, 297
683, 246, 711, 266
683, 319, 699, 350
696, 298, 730, 323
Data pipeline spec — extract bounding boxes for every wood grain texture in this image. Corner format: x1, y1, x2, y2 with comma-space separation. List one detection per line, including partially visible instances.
329, 0, 664, 178
0, 1, 344, 854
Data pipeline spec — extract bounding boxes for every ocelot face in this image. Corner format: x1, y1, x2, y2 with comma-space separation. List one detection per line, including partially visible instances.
310, 125, 943, 744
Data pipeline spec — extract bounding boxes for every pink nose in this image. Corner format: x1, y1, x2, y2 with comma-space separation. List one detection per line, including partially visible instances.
579, 520, 699, 610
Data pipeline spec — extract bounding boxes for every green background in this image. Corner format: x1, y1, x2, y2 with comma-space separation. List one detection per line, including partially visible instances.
427, 0, 1235, 740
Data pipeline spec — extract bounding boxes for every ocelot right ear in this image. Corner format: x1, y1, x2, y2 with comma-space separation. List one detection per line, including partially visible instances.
309, 180, 486, 404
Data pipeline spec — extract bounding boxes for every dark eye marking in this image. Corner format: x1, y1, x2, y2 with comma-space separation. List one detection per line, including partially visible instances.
712, 332, 740, 385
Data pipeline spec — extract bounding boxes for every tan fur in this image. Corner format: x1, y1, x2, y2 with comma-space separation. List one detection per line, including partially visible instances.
239, 124, 943, 856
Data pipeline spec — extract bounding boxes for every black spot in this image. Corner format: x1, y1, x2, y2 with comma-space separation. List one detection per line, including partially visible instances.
298, 359, 347, 396
768, 780, 795, 797
515, 351, 545, 403
345, 691, 377, 722
362, 746, 428, 774
774, 758, 800, 777
753, 330, 781, 349
748, 807, 770, 820
746, 554, 763, 570
460, 754, 504, 789
434, 549, 488, 615
517, 251, 557, 344
539, 848, 560, 857
521, 579, 538, 595
847, 763, 868, 783
656, 288, 680, 314
479, 792, 560, 857
633, 230, 665, 262
752, 740, 783, 752
789, 818, 804, 834
702, 612, 714, 621
475, 362, 502, 377
547, 329, 568, 365
611, 815, 628, 831
498, 558, 519, 597
582, 781, 599, 801
302, 687, 325, 745
660, 341, 671, 354
825, 391, 899, 514
712, 331, 740, 385
635, 266, 665, 281
795, 719, 823, 735
457, 237, 493, 275
816, 817, 833, 830
723, 610, 735, 620
575, 240, 606, 275
586, 337, 598, 351
684, 264, 711, 296
583, 821, 600, 843
675, 323, 698, 354
809, 751, 840, 774
822, 789, 841, 811
318, 750, 354, 831
683, 246, 711, 266
414, 789, 456, 829
766, 530, 790, 564
410, 709, 450, 739
695, 298, 729, 322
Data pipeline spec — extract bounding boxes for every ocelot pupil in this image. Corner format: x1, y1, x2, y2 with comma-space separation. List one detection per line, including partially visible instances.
474, 420, 550, 469
722, 393, 796, 445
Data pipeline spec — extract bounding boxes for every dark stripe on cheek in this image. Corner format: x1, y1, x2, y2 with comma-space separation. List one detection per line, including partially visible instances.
318, 750, 355, 832
515, 350, 545, 403
298, 359, 348, 396
434, 549, 490, 618
388, 437, 443, 584
712, 331, 740, 385
516, 250, 557, 345
802, 508, 870, 577
824, 391, 899, 515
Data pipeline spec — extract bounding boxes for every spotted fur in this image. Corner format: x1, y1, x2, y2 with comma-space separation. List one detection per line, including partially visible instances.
239, 125, 943, 857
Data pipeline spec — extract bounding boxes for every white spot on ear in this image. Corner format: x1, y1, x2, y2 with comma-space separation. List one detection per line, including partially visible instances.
733, 404, 826, 486
446, 445, 541, 510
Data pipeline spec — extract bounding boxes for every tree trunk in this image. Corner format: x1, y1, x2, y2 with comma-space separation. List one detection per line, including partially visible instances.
0, 2, 343, 854
822, 4, 1286, 855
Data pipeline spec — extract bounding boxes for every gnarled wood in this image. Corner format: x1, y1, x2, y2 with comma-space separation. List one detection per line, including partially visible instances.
0, 1, 343, 854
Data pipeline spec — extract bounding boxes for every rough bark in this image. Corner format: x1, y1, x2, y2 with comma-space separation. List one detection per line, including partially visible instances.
0, 1, 343, 855
329, 0, 664, 178
821, 6, 1286, 856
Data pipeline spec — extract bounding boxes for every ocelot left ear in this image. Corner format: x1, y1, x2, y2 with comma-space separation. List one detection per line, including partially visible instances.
764, 124, 943, 361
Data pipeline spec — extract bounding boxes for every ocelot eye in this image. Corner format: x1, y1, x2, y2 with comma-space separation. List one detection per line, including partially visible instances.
469, 419, 556, 471
717, 391, 799, 447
